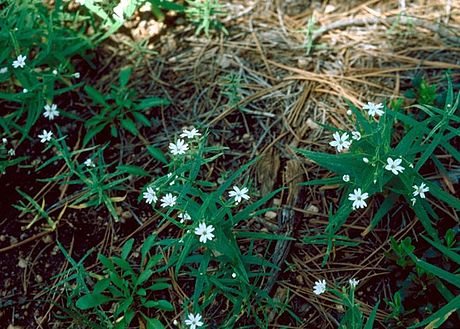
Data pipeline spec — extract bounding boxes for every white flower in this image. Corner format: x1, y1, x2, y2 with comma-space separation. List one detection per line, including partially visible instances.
2, 138, 7, 143
194, 223, 215, 243
363, 157, 369, 163
313, 279, 326, 295
160, 193, 177, 208
409, 163, 414, 168
180, 127, 201, 139
0, 67, 8, 74
178, 211, 191, 223
342, 175, 350, 182
12, 54, 26, 69
351, 131, 361, 140
363, 102, 384, 117
231, 272, 237, 278
346, 109, 352, 115
385, 157, 405, 175
73, 72, 80, 78
349, 278, 359, 288
411, 198, 416, 206
23, 88, 28, 93
38, 130, 53, 143
169, 139, 189, 155
228, 185, 250, 204
184, 313, 204, 329
348, 188, 369, 209
84, 158, 95, 167
8, 148, 15, 156
75, 0, 85, 4
143, 186, 158, 204
52, 69, 58, 75
329, 132, 351, 152
43, 104, 60, 120
413, 183, 429, 199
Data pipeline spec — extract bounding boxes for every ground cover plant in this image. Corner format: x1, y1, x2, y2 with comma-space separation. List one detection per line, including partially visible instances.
1, 0, 459, 328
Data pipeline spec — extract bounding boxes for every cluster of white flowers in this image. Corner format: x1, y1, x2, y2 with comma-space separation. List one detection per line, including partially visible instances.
169, 127, 202, 156
313, 278, 359, 295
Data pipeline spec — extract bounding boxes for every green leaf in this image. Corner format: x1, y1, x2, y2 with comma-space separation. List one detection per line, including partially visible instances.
141, 313, 166, 329
364, 301, 380, 329
76, 293, 111, 310
136, 97, 170, 110
120, 117, 139, 135
146, 145, 168, 164
408, 294, 460, 329
119, 67, 132, 87
117, 165, 150, 177
121, 238, 134, 260
136, 269, 154, 286
85, 85, 107, 105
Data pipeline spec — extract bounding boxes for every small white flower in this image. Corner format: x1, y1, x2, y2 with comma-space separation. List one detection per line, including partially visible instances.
169, 139, 189, 155
43, 104, 60, 120
411, 198, 416, 206
363, 102, 384, 117
38, 130, 53, 143
2, 138, 7, 143
346, 109, 352, 115
349, 278, 359, 288
351, 131, 361, 140
413, 183, 429, 199
363, 157, 369, 163
329, 132, 351, 152
52, 69, 58, 75
12, 54, 26, 69
23, 88, 28, 93
342, 175, 350, 182
160, 193, 177, 208
178, 211, 191, 223
409, 163, 414, 168
143, 186, 158, 204
194, 223, 215, 243
73, 72, 80, 78
180, 127, 202, 139
0, 67, 8, 74
232, 272, 237, 278
8, 148, 15, 156
313, 279, 327, 295
385, 157, 405, 175
84, 158, 95, 167
348, 188, 369, 209
185, 313, 204, 329
228, 185, 250, 204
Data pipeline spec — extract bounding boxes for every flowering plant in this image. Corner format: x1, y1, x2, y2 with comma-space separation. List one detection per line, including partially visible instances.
139, 129, 288, 327
296, 74, 460, 265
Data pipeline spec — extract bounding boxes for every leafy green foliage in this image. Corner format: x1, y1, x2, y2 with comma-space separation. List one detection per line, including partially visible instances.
142, 132, 290, 327
0, 0, 91, 143
84, 67, 170, 145
295, 73, 460, 265
185, 0, 228, 36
